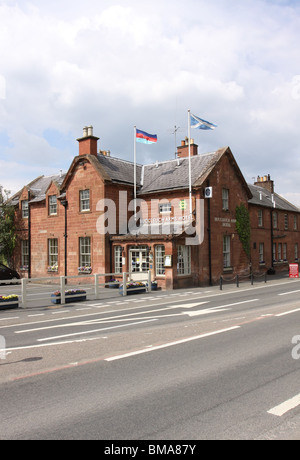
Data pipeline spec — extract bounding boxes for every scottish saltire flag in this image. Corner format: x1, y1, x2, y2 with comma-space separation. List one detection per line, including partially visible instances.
190, 113, 217, 130
136, 129, 157, 144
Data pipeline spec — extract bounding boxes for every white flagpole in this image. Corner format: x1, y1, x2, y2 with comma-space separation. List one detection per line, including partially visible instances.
188, 110, 192, 215
134, 125, 137, 222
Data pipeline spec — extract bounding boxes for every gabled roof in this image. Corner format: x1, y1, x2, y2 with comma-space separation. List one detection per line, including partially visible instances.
248, 183, 300, 212
8, 173, 66, 205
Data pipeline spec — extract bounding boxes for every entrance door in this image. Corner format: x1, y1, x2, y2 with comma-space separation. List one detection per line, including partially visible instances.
129, 246, 149, 281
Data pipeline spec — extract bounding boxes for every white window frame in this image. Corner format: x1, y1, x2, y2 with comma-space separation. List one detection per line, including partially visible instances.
177, 245, 191, 275
49, 195, 57, 215
222, 188, 229, 211
273, 212, 278, 229
258, 209, 263, 227
223, 235, 231, 268
21, 240, 29, 268
114, 246, 123, 274
159, 203, 171, 213
155, 245, 165, 276
48, 238, 58, 267
22, 200, 29, 218
80, 189, 90, 212
79, 237, 91, 267
283, 243, 287, 261
259, 242, 264, 263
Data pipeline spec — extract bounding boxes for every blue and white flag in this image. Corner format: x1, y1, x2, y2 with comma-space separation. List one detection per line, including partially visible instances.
190, 113, 217, 130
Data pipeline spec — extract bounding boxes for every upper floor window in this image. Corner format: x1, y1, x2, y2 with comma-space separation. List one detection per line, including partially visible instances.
21, 200, 29, 218
294, 215, 298, 230
222, 188, 229, 211
159, 203, 171, 213
80, 189, 90, 212
258, 209, 263, 227
273, 212, 278, 229
284, 214, 288, 230
49, 195, 57, 215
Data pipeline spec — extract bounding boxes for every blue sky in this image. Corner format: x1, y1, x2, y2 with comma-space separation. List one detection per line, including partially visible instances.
0, 0, 300, 205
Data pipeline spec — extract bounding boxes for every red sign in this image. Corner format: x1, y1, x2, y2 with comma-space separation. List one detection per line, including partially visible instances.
289, 264, 299, 278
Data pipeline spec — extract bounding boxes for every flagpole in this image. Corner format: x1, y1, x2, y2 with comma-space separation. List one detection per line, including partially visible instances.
134, 125, 137, 222
188, 109, 192, 215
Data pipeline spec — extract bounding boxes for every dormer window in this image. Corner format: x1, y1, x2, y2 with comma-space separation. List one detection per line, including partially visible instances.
49, 195, 57, 215
21, 200, 29, 218
80, 189, 90, 212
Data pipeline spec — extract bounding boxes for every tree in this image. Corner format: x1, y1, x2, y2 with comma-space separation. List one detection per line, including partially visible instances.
0, 185, 16, 267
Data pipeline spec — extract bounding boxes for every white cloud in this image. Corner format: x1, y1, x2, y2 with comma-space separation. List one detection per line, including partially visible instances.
0, 0, 299, 203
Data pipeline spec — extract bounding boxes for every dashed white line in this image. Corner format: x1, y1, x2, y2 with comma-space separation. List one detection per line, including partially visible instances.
268, 393, 300, 416
105, 326, 240, 361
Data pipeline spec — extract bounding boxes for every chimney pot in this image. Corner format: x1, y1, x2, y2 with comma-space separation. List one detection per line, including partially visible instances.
87, 125, 93, 136
83, 126, 88, 137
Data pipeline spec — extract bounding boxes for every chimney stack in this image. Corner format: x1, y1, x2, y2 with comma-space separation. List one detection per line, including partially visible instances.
177, 137, 198, 158
254, 174, 274, 193
77, 125, 99, 156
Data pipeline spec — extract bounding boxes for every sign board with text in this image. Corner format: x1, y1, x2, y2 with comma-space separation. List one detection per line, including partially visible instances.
289, 263, 299, 278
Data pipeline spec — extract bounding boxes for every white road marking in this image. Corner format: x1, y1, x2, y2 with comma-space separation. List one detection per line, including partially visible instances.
278, 289, 300, 296
268, 393, 300, 416
276, 308, 300, 317
105, 326, 240, 361
186, 299, 258, 316
36, 319, 158, 342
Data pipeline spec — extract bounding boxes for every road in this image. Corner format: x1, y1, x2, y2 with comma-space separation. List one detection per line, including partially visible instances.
0, 277, 300, 440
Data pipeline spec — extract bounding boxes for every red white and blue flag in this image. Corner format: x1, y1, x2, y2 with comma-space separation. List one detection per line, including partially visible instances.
136, 129, 157, 144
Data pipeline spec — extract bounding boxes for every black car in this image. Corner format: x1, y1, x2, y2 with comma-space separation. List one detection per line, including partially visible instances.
0, 263, 20, 283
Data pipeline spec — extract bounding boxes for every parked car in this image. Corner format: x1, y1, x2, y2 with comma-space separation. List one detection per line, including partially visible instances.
0, 263, 20, 284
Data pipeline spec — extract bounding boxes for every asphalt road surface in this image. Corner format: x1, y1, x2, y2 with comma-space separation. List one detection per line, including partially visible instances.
0, 277, 300, 440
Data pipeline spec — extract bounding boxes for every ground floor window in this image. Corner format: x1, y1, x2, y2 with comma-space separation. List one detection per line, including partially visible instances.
177, 245, 191, 275
223, 235, 231, 268
155, 245, 165, 276
21, 240, 29, 268
259, 242, 264, 263
114, 246, 123, 274
48, 238, 58, 268
79, 237, 91, 267
295, 243, 298, 261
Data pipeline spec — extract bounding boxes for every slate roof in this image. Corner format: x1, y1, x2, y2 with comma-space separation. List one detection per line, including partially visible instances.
248, 183, 300, 212
97, 154, 142, 186
139, 152, 221, 194
9, 173, 66, 205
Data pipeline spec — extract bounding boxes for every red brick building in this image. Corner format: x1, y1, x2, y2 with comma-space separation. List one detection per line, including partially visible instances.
10, 127, 300, 289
